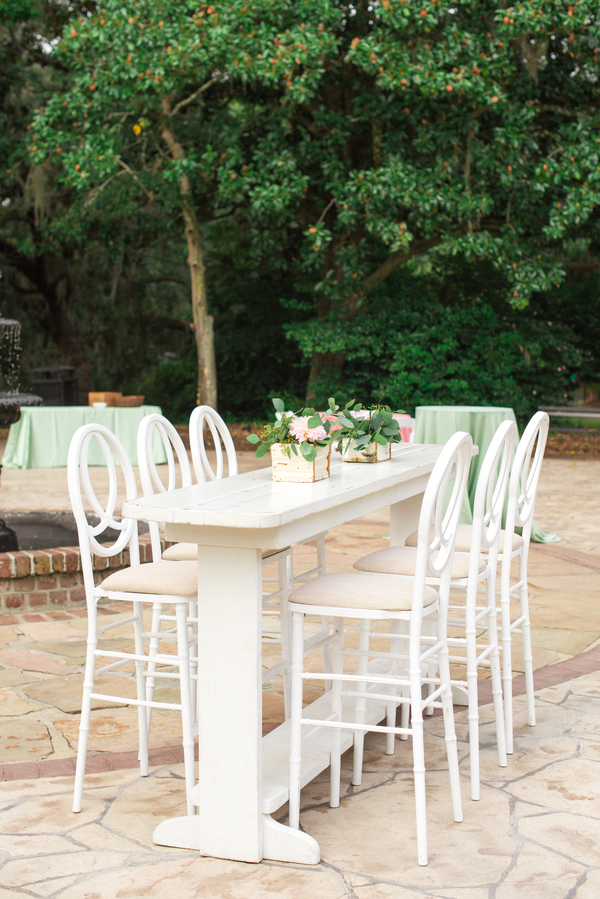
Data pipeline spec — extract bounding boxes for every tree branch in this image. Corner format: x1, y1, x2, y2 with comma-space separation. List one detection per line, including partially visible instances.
169, 76, 219, 117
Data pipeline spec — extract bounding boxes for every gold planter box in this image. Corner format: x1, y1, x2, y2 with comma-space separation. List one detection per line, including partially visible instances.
339, 439, 392, 463
271, 443, 331, 482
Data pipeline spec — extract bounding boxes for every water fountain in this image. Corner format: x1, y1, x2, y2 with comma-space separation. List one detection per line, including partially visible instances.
0, 317, 44, 551
0, 317, 44, 426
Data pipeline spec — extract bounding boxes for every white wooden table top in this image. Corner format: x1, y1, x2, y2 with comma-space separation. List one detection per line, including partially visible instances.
122, 443, 445, 531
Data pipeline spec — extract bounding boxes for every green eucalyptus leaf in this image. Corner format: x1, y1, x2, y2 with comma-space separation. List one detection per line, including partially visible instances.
374, 432, 388, 446
256, 443, 268, 458
246, 434, 260, 444
272, 398, 285, 413
307, 415, 321, 429
301, 442, 316, 460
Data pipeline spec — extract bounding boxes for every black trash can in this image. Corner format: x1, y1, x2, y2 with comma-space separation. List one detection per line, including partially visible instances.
31, 366, 78, 406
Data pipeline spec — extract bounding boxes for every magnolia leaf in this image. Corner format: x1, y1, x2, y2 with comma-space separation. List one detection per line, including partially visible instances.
273, 397, 285, 413
246, 433, 260, 444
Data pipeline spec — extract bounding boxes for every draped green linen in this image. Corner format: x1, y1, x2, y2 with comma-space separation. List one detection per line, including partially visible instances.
2, 405, 167, 469
414, 405, 559, 544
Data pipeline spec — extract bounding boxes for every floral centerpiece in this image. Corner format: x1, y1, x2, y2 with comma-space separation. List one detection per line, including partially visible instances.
331, 399, 406, 463
247, 398, 336, 481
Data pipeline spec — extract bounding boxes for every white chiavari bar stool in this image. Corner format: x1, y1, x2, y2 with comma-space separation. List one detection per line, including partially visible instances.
68, 424, 196, 815
405, 410, 549, 754
287, 432, 473, 866
355, 419, 517, 799
137, 414, 198, 730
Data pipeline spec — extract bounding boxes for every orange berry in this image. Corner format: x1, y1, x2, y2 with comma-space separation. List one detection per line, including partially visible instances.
420, 9, 427, 17
70, 28, 77, 36
446, 85, 453, 91
492, 96, 499, 103
309, 227, 317, 233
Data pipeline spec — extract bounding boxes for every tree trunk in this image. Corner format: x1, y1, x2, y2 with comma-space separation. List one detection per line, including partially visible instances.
183, 206, 217, 407
161, 101, 217, 408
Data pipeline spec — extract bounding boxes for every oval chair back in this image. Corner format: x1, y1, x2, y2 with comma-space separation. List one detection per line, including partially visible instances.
137, 413, 193, 560
471, 419, 518, 565
68, 423, 139, 601
505, 411, 550, 547
411, 431, 473, 653
189, 405, 238, 483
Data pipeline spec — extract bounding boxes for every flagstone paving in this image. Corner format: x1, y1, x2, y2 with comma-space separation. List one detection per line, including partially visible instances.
0, 453, 599, 896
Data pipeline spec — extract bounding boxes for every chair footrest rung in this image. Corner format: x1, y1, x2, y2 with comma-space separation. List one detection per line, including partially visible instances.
90, 692, 182, 711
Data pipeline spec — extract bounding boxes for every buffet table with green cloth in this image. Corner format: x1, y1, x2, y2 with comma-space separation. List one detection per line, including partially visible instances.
2, 405, 167, 469
414, 404, 559, 543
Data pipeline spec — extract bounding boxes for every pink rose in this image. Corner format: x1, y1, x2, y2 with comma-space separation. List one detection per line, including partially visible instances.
289, 415, 326, 444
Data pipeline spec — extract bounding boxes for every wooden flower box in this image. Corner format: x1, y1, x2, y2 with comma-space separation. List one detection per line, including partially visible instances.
339, 439, 391, 463
271, 443, 331, 482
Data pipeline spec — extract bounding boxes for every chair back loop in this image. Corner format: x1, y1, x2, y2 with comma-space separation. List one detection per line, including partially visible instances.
137, 413, 193, 560
472, 419, 518, 554
68, 425, 139, 595
507, 411, 550, 537
416, 431, 473, 584
189, 405, 238, 482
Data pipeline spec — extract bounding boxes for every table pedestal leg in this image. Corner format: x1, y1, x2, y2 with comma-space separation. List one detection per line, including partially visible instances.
390, 493, 423, 545
262, 815, 320, 864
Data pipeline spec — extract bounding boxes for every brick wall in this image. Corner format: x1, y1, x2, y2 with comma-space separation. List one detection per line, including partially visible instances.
0, 534, 158, 615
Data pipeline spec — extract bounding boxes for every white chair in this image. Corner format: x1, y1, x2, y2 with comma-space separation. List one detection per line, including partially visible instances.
498, 411, 549, 752
187, 405, 331, 701
137, 414, 197, 729
287, 431, 473, 866
405, 411, 549, 753
355, 419, 517, 800
68, 424, 196, 814
139, 411, 295, 712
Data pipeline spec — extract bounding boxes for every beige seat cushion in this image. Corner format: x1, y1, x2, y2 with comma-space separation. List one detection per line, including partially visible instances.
405, 523, 524, 554
290, 573, 438, 613
162, 543, 288, 561
101, 560, 198, 596
354, 546, 485, 579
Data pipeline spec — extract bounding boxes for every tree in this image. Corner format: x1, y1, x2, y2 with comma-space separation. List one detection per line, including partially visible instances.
206, 0, 600, 398
33, 1, 600, 405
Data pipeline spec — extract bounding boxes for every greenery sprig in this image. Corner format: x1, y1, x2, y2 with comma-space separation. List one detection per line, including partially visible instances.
330, 398, 406, 454
247, 397, 336, 462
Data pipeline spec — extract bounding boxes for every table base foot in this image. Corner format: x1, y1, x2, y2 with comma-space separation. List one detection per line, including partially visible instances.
153, 815, 203, 852
262, 814, 320, 864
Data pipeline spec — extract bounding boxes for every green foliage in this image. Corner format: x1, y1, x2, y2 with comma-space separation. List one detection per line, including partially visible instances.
286, 264, 586, 421
333, 401, 404, 453
248, 397, 335, 461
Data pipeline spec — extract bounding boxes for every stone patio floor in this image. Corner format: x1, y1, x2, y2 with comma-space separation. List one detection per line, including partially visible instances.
0, 454, 599, 896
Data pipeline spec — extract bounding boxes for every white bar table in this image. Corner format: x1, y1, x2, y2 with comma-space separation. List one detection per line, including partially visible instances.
122, 443, 444, 864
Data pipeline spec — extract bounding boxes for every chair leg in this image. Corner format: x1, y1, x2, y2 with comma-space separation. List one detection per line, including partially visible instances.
437, 615, 463, 825
387, 619, 402, 755
352, 618, 371, 786
73, 600, 98, 813
486, 574, 507, 771
188, 598, 198, 729
133, 601, 149, 777
465, 611, 480, 802
501, 573, 514, 755
289, 611, 305, 830
316, 536, 332, 689
175, 601, 196, 816
410, 671, 428, 867
278, 556, 292, 720
519, 551, 536, 728
145, 600, 163, 739
329, 617, 344, 809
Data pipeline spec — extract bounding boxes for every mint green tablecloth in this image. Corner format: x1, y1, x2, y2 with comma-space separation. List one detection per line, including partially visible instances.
2, 405, 166, 469
414, 405, 559, 544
